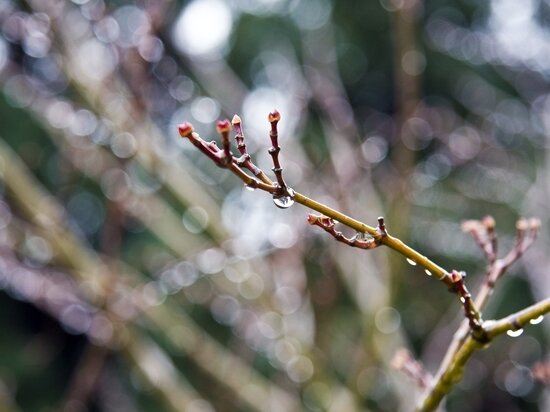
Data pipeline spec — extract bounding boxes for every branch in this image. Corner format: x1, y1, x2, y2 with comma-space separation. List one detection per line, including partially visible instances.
418, 297, 550, 412
448, 270, 483, 333
307, 214, 385, 250
177, 111, 550, 412
177, 111, 483, 306
423, 216, 542, 410
391, 349, 432, 390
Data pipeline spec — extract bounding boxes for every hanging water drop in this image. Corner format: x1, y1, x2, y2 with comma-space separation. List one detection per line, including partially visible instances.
272, 188, 295, 209
530, 315, 544, 325
459, 297, 466, 304
406, 258, 417, 266
506, 329, 524, 338
425, 269, 432, 276
273, 194, 294, 209
245, 184, 256, 192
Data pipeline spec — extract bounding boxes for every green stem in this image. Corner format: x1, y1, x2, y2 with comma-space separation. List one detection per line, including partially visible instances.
417, 297, 550, 411
293, 191, 454, 288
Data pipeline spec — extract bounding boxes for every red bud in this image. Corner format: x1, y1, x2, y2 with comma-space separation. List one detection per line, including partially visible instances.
178, 122, 194, 138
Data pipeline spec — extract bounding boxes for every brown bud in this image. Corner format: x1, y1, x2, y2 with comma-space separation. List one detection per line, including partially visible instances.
216, 119, 232, 134
178, 122, 194, 138
268, 110, 281, 123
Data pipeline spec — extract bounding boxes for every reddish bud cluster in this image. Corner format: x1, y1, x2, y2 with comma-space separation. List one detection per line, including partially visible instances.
177, 111, 290, 196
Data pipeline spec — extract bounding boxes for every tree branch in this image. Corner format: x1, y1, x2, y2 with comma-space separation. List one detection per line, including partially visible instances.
418, 297, 550, 411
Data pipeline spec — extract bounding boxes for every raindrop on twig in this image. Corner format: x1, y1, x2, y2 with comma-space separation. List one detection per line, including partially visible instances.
406, 258, 417, 266
506, 329, 524, 338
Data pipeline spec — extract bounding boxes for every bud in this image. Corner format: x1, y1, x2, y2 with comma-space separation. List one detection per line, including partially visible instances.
216, 119, 232, 134
231, 114, 241, 126
178, 122, 194, 138
481, 215, 495, 230
307, 214, 318, 225
516, 218, 528, 231
268, 110, 281, 123
529, 218, 541, 230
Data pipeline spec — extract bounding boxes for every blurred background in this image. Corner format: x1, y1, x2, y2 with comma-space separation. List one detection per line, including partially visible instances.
0, 0, 549, 411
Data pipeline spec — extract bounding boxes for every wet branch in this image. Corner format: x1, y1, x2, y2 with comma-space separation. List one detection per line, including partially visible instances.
178, 111, 547, 412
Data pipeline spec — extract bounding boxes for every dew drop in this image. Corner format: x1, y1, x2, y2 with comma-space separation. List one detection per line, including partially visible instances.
530, 315, 544, 325
406, 258, 417, 266
506, 329, 524, 338
272, 188, 295, 209
273, 195, 294, 209
245, 185, 256, 192
459, 297, 466, 304
425, 269, 432, 276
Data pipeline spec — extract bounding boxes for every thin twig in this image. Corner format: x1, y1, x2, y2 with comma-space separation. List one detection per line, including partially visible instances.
391, 349, 432, 390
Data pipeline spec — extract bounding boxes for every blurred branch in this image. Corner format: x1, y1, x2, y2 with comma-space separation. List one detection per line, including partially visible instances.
391, 349, 432, 389
0, 137, 300, 411
419, 216, 542, 411
418, 297, 550, 412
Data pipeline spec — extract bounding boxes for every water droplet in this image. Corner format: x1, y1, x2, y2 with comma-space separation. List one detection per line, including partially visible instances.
425, 269, 432, 276
406, 258, 417, 266
530, 315, 544, 325
459, 297, 466, 303
507, 329, 524, 338
272, 188, 295, 209
245, 185, 256, 191
273, 195, 294, 209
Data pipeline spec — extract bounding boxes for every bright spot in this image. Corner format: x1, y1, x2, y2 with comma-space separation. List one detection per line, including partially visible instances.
506, 329, 524, 338
172, 0, 233, 57
242, 87, 292, 139
289, 0, 332, 30
406, 258, 417, 266
286, 355, 314, 383
530, 315, 544, 325
401, 50, 426, 76
268, 222, 298, 249
182, 206, 209, 234
375, 307, 401, 334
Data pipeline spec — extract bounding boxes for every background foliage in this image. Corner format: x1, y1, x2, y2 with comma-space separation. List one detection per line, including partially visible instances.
0, 0, 548, 411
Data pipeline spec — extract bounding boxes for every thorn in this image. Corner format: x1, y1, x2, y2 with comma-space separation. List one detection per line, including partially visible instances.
178, 122, 194, 138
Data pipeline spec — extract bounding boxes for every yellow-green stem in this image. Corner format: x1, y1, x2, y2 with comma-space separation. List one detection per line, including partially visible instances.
292, 191, 453, 288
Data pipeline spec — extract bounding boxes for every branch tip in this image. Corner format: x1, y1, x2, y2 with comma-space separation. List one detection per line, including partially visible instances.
216, 119, 232, 134
178, 122, 194, 138
268, 109, 281, 124
231, 114, 241, 126
482, 215, 495, 230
